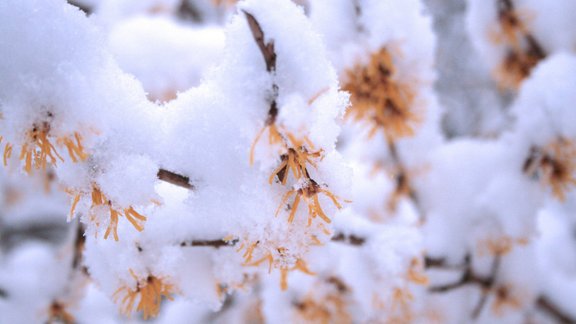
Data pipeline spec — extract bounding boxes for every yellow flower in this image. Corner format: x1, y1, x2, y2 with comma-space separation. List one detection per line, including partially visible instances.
276, 179, 343, 225
239, 241, 315, 290
524, 138, 576, 201
343, 47, 420, 140
2, 121, 87, 174
68, 185, 147, 241
114, 269, 175, 319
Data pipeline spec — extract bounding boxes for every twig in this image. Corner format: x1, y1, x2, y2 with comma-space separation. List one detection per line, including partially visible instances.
180, 239, 238, 248
331, 233, 366, 246
471, 254, 500, 319
428, 254, 494, 294
243, 11, 277, 73
67, 0, 92, 15
47, 220, 87, 324
424, 255, 468, 270
0, 288, 7, 299
427, 253, 501, 319
178, 232, 368, 248
0, 222, 68, 249
157, 169, 194, 190
71, 222, 86, 270
177, 0, 203, 22
536, 295, 575, 324
386, 139, 425, 221
497, 0, 546, 87
351, 0, 365, 33
497, 0, 546, 57
424, 256, 447, 268
176, 237, 573, 322
243, 10, 280, 130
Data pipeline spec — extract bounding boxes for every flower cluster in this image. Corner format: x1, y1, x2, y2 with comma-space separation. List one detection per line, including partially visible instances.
243, 10, 347, 291
293, 277, 352, 324
343, 47, 420, 140
68, 185, 147, 241
1, 119, 87, 175
524, 138, 576, 201
113, 269, 175, 319
491, 0, 546, 90
238, 238, 316, 290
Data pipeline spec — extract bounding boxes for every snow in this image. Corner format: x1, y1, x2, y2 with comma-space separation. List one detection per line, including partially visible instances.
0, 0, 575, 322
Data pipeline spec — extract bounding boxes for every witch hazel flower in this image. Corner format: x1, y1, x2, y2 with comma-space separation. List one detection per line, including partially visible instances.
513, 53, 576, 201
1, 110, 88, 175
523, 138, 576, 201
113, 269, 176, 319
0, 103, 153, 243
491, 0, 546, 90
276, 177, 344, 225
292, 276, 353, 323
67, 184, 147, 241
343, 46, 421, 141
244, 10, 346, 227
240, 240, 315, 291
236, 0, 349, 291
467, 0, 547, 91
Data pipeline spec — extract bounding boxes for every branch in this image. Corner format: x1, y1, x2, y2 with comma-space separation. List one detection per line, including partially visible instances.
424, 256, 468, 270
331, 233, 366, 246
71, 222, 86, 271
67, 0, 92, 15
180, 239, 239, 248
177, 0, 203, 22
427, 253, 501, 319
0, 221, 69, 248
428, 254, 494, 294
471, 255, 500, 319
178, 232, 368, 248
0, 288, 7, 299
352, 0, 365, 33
243, 11, 277, 72
157, 169, 194, 190
243, 11, 279, 128
386, 139, 425, 221
47, 220, 87, 324
497, 0, 546, 67
175, 234, 574, 324
536, 296, 575, 324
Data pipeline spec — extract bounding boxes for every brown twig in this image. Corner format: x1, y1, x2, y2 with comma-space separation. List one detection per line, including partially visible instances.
157, 169, 194, 190
424, 255, 468, 270
176, 235, 572, 323
243, 10, 280, 130
386, 139, 425, 221
67, 0, 92, 14
71, 222, 86, 270
536, 295, 575, 324
471, 254, 501, 319
178, 232, 367, 248
426, 253, 574, 322
424, 256, 447, 268
497, 0, 546, 88
352, 0, 365, 33
0, 222, 69, 249
243, 11, 277, 73
331, 233, 366, 246
428, 254, 495, 293
427, 253, 501, 319
47, 220, 88, 324
498, 0, 545, 57
177, 0, 203, 22
180, 238, 239, 248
